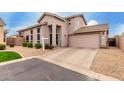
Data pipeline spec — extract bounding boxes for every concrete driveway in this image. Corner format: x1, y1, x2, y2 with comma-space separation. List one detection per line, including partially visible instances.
41, 48, 97, 69
0, 58, 97, 81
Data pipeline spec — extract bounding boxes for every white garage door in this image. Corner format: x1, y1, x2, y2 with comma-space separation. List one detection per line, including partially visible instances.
69, 34, 100, 48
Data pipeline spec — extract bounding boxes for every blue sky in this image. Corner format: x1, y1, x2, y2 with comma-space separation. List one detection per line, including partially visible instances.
0, 12, 124, 37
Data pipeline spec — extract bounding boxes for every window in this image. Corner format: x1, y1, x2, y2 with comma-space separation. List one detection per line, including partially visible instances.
31, 30, 33, 34
49, 25, 52, 45
37, 34, 40, 40
37, 34, 40, 43
31, 35, 33, 42
102, 32, 104, 35
26, 35, 29, 42
68, 19, 71, 25
19, 32, 22, 36
37, 28, 40, 33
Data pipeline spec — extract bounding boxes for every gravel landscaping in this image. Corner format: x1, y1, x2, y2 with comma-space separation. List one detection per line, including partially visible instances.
6, 46, 51, 58
90, 47, 124, 80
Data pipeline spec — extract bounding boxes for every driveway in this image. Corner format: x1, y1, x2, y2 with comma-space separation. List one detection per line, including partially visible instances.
0, 58, 97, 81
41, 48, 97, 69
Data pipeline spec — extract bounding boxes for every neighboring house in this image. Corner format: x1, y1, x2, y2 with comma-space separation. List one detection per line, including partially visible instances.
17, 12, 109, 48
0, 18, 6, 44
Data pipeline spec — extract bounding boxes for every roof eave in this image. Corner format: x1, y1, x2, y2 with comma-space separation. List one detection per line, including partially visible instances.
37, 12, 66, 23
65, 14, 87, 25
0, 18, 6, 26
17, 22, 47, 32
74, 24, 109, 34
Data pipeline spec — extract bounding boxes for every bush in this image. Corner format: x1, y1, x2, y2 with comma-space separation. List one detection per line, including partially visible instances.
45, 44, 54, 50
49, 45, 54, 50
22, 42, 27, 47
27, 42, 33, 48
9, 43, 14, 47
0, 44, 6, 50
35, 43, 42, 49
45, 44, 50, 49
109, 38, 116, 46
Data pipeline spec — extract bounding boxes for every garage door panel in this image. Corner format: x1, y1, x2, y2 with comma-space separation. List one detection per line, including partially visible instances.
69, 34, 100, 48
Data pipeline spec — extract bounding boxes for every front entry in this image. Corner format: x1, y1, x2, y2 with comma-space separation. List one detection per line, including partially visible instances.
49, 25, 52, 46
49, 25, 61, 47
56, 25, 61, 47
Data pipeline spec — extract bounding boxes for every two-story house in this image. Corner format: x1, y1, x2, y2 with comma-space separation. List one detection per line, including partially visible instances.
17, 12, 109, 48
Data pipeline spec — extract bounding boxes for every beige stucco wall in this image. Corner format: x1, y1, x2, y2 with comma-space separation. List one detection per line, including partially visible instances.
69, 33, 100, 48
115, 35, 120, 48
99, 31, 108, 48
22, 26, 43, 45
42, 25, 49, 44
68, 16, 86, 35
40, 15, 68, 47
19, 14, 108, 48
118, 35, 124, 51
21, 25, 51, 46
0, 26, 4, 44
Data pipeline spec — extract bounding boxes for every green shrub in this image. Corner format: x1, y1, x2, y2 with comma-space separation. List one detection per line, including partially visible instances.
22, 42, 27, 47
35, 43, 42, 49
27, 42, 33, 48
45, 44, 54, 50
109, 38, 116, 46
0, 44, 6, 50
49, 45, 54, 50
45, 44, 50, 49
9, 43, 14, 47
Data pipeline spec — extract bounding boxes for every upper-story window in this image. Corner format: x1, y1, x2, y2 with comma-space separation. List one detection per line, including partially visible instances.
31, 30, 33, 34
68, 19, 71, 25
37, 28, 40, 33
19, 32, 22, 36
37, 28, 40, 43
30, 30, 33, 42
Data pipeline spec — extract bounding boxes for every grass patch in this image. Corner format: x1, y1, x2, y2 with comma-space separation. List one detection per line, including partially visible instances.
0, 51, 22, 62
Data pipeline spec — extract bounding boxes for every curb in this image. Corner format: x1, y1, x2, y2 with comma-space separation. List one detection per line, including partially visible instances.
0, 56, 38, 66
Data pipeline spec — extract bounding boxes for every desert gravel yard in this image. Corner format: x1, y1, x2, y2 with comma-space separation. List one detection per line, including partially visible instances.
90, 47, 124, 80
6, 46, 51, 57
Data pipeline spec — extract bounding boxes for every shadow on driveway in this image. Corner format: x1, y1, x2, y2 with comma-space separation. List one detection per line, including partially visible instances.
0, 58, 98, 81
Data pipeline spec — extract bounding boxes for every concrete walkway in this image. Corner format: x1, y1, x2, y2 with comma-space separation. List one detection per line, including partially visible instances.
41, 48, 97, 69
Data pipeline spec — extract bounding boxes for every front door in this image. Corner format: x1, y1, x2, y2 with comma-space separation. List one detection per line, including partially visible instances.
49, 25, 52, 46
56, 26, 61, 47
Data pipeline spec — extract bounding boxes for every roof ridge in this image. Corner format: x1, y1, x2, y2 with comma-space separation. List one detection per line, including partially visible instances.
37, 12, 66, 22
74, 23, 109, 34
0, 17, 6, 25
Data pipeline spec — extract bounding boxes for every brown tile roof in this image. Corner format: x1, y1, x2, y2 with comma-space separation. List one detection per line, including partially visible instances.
0, 17, 6, 26
65, 13, 87, 25
37, 12, 66, 22
17, 22, 47, 32
37, 12, 87, 25
74, 24, 109, 34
